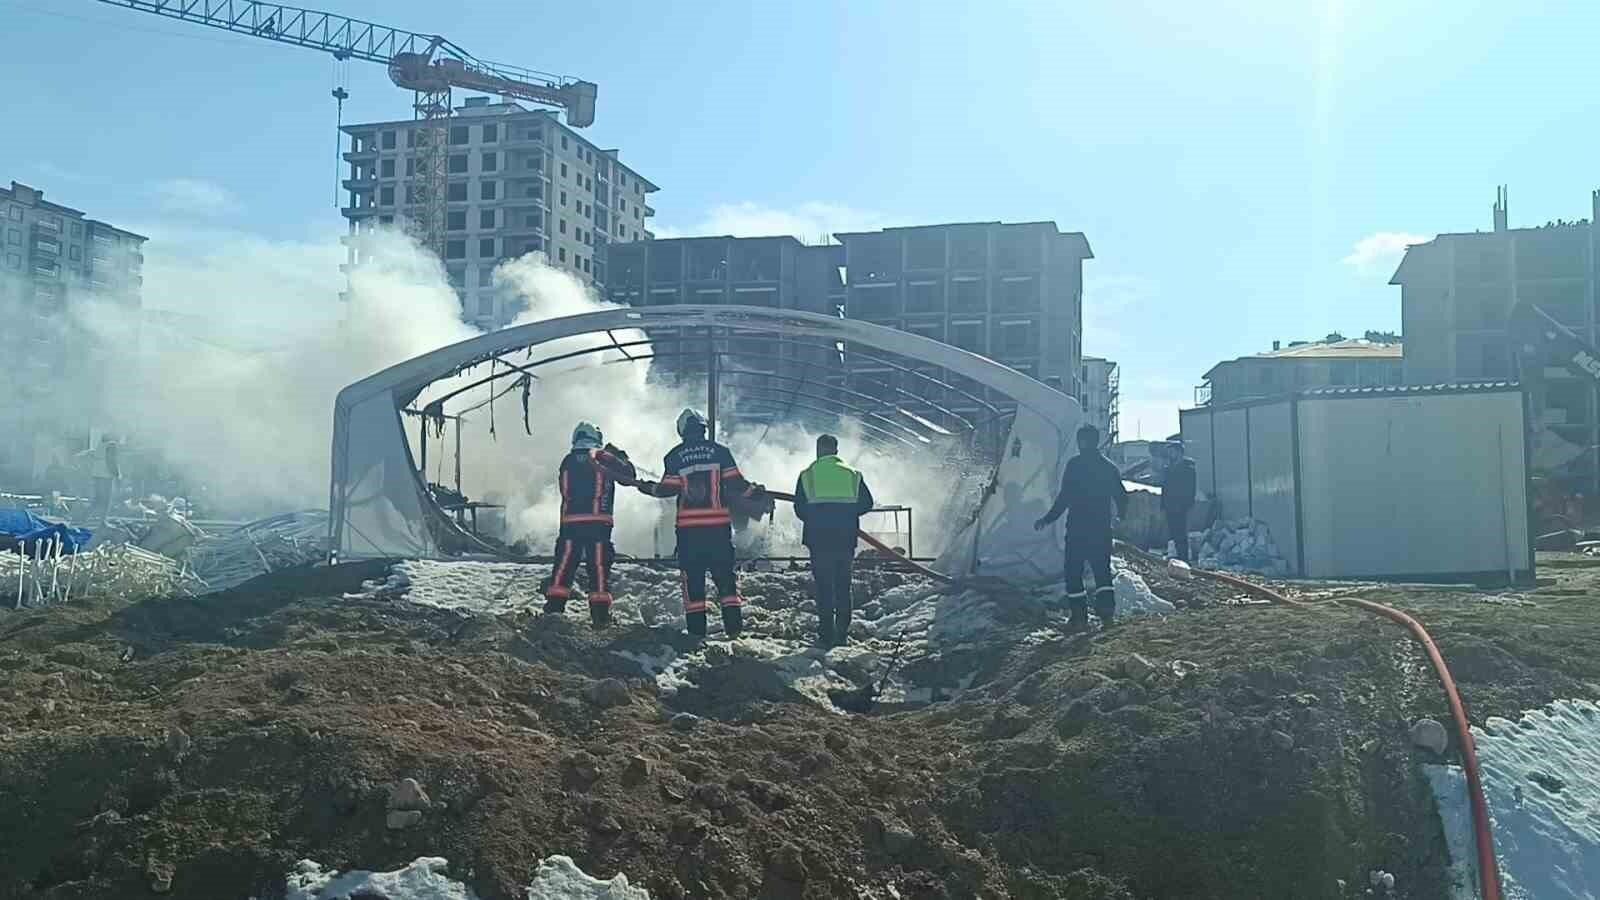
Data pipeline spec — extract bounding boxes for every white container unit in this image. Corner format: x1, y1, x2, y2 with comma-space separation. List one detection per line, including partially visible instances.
1180, 383, 1532, 582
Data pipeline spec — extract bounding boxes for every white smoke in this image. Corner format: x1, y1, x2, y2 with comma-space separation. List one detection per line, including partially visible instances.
5, 225, 970, 556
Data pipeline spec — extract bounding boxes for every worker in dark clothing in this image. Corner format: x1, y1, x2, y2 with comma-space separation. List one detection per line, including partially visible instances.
635, 409, 764, 638
793, 434, 875, 648
546, 422, 637, 628
1161, 441, 1198, 563
1035, 424, 1129, 630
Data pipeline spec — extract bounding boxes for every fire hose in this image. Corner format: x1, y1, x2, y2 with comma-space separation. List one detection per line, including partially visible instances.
763, 489, 952, 583
1116, 540, 1504, 900
641, 464, 1497, 892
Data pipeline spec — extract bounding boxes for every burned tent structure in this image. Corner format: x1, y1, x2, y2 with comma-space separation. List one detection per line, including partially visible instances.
328, 305, 1081, 578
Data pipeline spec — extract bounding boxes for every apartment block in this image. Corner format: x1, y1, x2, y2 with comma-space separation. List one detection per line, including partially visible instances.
833, 222, 1093, 427
340, 98, 658, 327
605, 236, 845, 416
1, 180, 146, 484
1198, 339, 1402, 406
1392, 187, 1600, 485
1081, 357, 1119, 443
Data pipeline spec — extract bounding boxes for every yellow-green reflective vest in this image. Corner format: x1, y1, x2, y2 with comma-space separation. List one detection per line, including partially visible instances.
800, 455, 861, 504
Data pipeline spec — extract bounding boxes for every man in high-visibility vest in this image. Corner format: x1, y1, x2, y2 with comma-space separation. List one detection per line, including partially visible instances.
793, 434, 875, 647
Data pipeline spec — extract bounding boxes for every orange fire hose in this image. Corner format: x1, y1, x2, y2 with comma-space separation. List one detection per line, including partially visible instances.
765, 489, 953, 583
1118, 541, 1503, 899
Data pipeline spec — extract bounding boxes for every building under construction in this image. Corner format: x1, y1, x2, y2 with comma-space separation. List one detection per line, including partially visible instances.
340, 99, 659, 327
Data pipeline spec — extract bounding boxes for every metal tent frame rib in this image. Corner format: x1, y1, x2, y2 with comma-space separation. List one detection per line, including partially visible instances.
330, 305, 1081, 570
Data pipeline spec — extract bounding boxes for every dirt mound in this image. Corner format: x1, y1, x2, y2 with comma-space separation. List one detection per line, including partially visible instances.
1, 554, 1597, 898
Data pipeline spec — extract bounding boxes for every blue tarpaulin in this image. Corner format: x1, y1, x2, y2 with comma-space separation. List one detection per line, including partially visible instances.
0, 508, 94, 556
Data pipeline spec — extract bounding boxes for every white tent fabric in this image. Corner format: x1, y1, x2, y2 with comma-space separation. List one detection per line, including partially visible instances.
328, 305, 1081, 578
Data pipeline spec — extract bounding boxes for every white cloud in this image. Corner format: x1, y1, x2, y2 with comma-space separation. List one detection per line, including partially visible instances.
149, 177, 239, 217
655, 201, 893, 243
1342, 231, 1429, 277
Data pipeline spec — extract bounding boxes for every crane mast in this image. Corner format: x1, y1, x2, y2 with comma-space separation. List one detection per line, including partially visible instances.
93, 0, 597, 256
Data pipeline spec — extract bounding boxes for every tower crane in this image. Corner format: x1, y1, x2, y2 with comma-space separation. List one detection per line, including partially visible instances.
93, 1, 597, 257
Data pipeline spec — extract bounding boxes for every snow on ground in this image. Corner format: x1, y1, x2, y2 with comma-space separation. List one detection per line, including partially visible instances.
1426, 698, 1600, 900
282, 854, 647, 900
1035, 559, 1177, 617
347, 557, 1174, 714
284, 856, 472, 900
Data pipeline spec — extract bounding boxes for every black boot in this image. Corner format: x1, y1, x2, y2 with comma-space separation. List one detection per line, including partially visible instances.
816, 609, 835, 648
543, 596, 567, 614
1064, 601, 1090, 633
721, 605, 744, 639
1093, 599, 1116, 628
686, 611, 708, 638
590, 603, 612, 629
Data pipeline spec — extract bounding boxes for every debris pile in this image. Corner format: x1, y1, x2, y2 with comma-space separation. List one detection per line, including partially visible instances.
1, 542, 201, 608
1197, 517, 1289, 576
184, 510, 330, 594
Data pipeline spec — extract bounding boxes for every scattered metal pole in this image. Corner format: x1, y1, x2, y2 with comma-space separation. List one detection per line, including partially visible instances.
14, 545, 23, 609
454, 416, 463, 494
48, 538, 61, 603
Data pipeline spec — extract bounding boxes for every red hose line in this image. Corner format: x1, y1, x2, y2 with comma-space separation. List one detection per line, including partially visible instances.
1339, 596, 1503, 900
765, 490, 952, 583
1114, 541, 1502, 899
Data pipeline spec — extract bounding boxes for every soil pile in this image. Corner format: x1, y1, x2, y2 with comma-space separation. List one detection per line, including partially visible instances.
1, 553, 1598, 898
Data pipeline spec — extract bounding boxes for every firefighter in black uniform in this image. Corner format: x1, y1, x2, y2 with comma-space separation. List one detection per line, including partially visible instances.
546, 422, 637, 628
1035, 424, 1128, 630
635, 409, 764, 638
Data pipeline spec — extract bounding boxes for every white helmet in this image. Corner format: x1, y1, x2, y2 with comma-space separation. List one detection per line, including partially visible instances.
571, 421, 603, 449
676, 408, 707, 438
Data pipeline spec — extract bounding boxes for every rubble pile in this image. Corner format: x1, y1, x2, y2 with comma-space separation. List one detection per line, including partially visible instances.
1, 542, 202, 608
183, 510, 331, 594
1197, 517, 1289, 576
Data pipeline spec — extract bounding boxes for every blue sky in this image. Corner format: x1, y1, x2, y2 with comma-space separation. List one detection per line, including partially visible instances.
6, 0, 1600, 436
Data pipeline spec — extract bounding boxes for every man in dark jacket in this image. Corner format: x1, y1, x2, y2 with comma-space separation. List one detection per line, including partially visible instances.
793, 434, 875, 647
1161, 441, 1198, 563
1035, 424, 1128, 629
546, 422, 637, 628
635, 409, 764, 639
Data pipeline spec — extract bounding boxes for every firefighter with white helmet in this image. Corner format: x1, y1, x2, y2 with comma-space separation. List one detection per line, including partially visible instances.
635, 409, 765, 638
545, 421, 637, 628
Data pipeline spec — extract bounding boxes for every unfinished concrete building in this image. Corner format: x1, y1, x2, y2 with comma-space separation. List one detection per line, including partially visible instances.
605, 236, 847, 423
0, 180, 145, 486
1392, 187, 1600, 485
340, 98, 658, 327
833, 222, 1093, 428
1197, 338, 1403, 407
1081, 357, 1119, 444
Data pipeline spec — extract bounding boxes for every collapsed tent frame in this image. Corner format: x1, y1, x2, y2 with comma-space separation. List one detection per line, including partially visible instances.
330, 305, 1081, 574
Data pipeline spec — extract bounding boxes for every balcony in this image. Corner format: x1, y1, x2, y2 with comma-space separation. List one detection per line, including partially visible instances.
32, 238, 60, 257
342, 177, 378, 191
33, 218, 61, 235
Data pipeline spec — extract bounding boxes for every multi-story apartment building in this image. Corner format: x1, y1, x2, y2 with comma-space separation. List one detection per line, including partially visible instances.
1081, 357, 1119, 443
340, 98, 658, 327
833, 222, 1093, 428
605, 236, 845, 419
1198, 338, 1402, 406
1, 180, 146, 484
1392, 187, 1600, 485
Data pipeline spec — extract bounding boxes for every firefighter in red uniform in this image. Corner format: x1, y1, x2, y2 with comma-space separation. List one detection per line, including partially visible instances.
635, 409, 763, 638
546, 422, 637, 628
